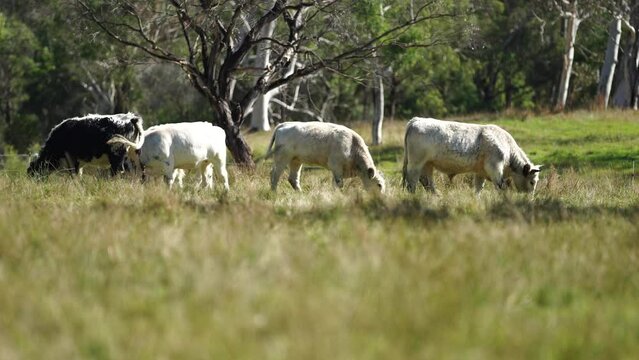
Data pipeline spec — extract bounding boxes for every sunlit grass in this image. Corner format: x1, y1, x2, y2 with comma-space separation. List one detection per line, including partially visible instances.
1, 112, 639, 359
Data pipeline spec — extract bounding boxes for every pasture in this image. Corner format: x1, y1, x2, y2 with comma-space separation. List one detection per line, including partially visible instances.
1, 112, 639, 359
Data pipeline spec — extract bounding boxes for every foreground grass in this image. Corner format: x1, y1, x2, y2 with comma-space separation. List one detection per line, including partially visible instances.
1, 112, 639, 359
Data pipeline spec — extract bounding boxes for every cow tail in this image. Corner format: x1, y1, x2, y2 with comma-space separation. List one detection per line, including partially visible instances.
107, 135, 138, 150
263, 124, 282, 160
131, 117, 144, 146
401, 126, 409, 189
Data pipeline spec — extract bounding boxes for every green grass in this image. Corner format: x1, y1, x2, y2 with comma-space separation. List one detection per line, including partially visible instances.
1, 111, 639, 359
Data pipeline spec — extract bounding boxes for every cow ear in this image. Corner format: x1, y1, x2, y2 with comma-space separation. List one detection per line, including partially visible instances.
531, 165, 543, 174
523, 163, 531, 176
367, 168, 375, 179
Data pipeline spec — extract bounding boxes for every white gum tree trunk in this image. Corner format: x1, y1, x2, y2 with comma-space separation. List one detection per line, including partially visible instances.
372, 70, 384, 145
372, 4, 386, 145
556, 8, 581, 111
612, 16, 638, 108
597, 17, 622, 109
249, 20, 277, 131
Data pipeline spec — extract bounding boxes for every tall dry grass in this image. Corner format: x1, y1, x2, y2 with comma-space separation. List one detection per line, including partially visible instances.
1, 113, 638, 359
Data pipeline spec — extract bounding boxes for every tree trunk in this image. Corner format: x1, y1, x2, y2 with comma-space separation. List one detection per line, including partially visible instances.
372, 71, 384, 145
556, 12, 581, 111
505, 72, 514, 109
362, 85, 369, 122
474, 63, 498, 110
114, 77, 132, 113
631, 12, 639, 109
249, 20, 277, 131
612, 5, 639, 108
597, 17, 622, 109
226, 129, 255, 169
389, 72, 398, 121
250, 92, 273, 131
214, 99, 255, 170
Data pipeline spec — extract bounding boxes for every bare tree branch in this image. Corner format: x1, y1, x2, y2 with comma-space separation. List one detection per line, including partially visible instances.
270, 97, 324, 122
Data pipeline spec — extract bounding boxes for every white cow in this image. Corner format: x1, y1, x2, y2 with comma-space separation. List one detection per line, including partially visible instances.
265, 122, 385, 192
402, 117, 542, 194
108, 122, 229, 191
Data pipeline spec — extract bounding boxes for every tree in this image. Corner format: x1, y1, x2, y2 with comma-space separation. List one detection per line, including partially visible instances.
78, 0, 456, 168
0, 13, 40, 127
611, 0, 639, 108
372, 62, 385, 145
0, 12, 56, 151
552, 0, 604, 111
596, 2, 626, 109
249, 18, 277, 132
1, 0, 143, 149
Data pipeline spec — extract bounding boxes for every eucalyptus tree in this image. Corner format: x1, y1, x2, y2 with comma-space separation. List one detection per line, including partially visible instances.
78, 0, 458, 168
611, 0, 639, 109
597, 0, 627, 109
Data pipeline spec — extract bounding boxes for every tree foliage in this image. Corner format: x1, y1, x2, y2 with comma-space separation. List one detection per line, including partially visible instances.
0, 0, 630, 155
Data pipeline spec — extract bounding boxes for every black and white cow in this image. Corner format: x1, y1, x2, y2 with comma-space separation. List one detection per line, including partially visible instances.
27, 113, 144, 177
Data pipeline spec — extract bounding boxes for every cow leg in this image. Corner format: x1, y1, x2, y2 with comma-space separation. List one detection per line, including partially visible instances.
332, 172, 344, 189
163, 161, 176, 189
419, 175, 429, 190
405, 167, 421, 194
193, 165, 205, 189
404, 157, 425, 193
270, 160, 287, 192
211, 156, 229, 192
484, 160, 507, 190
164, 172, 175, 189
419, 164, 433, 191
287, 159, 303, 191
328, 158, 344, 190
108, 153, 126, 177
205, 165, 214, 190
173, 169, 185, 189
447, 174, 456, 188
331, 167, 345, 190
421, 164, 437, 193
64, 152, 81, 176
194, 167, 203, 188
474, 175, 486, 194
179, 170, 186, 188
217, 164, 230, 192
202, 164, 214, 190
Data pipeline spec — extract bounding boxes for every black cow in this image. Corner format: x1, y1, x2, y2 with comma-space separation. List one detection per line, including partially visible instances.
27, 113, 144, 177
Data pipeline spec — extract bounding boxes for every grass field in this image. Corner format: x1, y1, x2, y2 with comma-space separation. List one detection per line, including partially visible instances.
1, 111, 639, 359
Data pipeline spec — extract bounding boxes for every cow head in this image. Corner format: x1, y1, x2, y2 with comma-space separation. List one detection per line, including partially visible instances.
122, 146, 143, 176
363, 167, 386, 194
27, 156, 57, 177
511, 163, 542, 193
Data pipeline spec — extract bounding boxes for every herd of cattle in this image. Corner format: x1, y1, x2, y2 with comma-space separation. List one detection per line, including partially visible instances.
26, 113, 542, 194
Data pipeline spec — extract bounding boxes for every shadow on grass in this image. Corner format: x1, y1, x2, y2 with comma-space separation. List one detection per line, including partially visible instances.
292, 196, 639, 225
543, 150, 638, 171
486, 197, 639, 223
90, 188, 639, 225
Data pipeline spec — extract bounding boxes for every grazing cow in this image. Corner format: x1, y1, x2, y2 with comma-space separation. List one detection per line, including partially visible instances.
402, 117, 542, 194
108, 122, 229, 191
265, 122, 385, 193
27, 113, 144, 176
